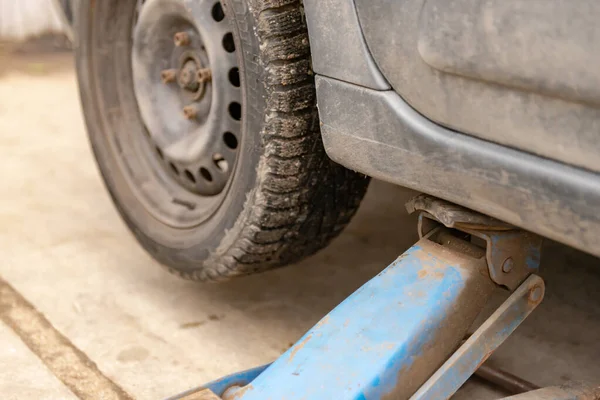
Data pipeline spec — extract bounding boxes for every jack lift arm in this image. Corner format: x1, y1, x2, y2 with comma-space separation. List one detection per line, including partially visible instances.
169, 195, 600, 400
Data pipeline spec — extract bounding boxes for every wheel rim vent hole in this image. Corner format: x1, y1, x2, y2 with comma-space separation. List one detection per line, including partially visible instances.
200, 167, 213, 182
184, 169, 196, 183
229, 67, 240, 87
212, 2, 225, 22
222, 32, 235, 52
228, 102, 241, 121
223, 132, 238, 149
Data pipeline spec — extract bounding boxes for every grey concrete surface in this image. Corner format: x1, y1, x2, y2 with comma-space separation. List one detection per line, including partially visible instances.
0, 323, 77, 400
0, 52, 599, 399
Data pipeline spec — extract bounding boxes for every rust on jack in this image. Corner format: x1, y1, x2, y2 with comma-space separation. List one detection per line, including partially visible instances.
528, 285, 544, 304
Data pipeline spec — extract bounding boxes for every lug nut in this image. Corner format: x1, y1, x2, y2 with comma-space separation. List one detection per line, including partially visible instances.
160, 69, 177, 83
197, 68, 212, 83
174, 31, 190, 46
183, 104, 199, 120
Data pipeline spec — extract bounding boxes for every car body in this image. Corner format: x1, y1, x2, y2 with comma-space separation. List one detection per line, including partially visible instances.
303, 0, 600, 258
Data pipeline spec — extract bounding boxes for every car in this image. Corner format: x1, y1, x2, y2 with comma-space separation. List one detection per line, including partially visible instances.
75, 0, 600, 281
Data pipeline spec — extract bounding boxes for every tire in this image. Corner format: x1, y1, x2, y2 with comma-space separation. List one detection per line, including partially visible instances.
75, 0, 370, 281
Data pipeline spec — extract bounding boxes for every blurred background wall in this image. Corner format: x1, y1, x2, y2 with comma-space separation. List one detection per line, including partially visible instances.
0, 0, 71, 41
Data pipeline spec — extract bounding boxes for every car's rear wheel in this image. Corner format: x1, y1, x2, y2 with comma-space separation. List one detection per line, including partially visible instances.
75, 0, 370, 281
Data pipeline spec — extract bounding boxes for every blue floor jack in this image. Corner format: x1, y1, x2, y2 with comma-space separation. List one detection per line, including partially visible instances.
169, 195, 600, 400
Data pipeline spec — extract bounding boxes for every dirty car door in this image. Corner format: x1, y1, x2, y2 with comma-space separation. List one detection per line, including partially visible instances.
356, 0, 600, 173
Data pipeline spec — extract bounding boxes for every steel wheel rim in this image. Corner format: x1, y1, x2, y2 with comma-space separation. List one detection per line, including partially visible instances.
132, 0, 241, 197
100, 0, 243, 228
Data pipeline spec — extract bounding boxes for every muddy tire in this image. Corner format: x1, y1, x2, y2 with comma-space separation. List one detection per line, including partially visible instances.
75, 0, 369, 281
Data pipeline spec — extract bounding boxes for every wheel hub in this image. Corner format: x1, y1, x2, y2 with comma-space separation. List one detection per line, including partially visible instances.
179, 59, 201, 92
132, 0, 241, 196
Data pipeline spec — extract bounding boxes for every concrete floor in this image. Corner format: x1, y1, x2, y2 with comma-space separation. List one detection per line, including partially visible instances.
0, 51, 599, 400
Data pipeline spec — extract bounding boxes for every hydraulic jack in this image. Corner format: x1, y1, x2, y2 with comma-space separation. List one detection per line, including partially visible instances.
168, 195, 600, 400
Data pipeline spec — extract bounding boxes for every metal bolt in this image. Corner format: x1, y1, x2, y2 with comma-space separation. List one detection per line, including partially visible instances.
196, 67, 212, 83
183, 104, 199, 120
501, 257, 514, 273
529, 285, 543, 303
174, 31, 190, 46
160, 69, 177, 83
